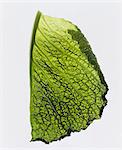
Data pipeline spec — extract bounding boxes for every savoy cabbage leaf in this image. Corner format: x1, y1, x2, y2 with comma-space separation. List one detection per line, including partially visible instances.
30, 11, 108, 144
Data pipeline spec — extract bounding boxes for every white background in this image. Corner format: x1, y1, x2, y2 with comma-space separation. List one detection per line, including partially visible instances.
0, 1, 122, 150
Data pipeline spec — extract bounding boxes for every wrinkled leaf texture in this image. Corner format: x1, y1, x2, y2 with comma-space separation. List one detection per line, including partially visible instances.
30, 11, 108, 144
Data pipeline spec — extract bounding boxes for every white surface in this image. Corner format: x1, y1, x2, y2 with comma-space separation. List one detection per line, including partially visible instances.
0, 1, 122, 149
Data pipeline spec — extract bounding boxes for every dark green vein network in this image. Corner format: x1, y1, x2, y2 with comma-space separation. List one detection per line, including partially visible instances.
30, 11, 108, 144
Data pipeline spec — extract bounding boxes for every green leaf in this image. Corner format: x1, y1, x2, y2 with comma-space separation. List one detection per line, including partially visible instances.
30, 11, 108, 144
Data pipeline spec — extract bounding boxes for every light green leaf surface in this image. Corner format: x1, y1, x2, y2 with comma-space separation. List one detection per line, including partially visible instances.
30, 11, 108, 144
